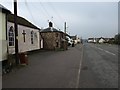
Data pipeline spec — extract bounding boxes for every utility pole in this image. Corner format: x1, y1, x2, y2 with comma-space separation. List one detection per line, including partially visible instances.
64, 22, 68, 50
14, 0, 19, 65
64, 22, 66, 34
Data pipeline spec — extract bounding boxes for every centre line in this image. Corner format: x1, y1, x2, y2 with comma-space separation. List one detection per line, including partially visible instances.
76, 44, 84, 88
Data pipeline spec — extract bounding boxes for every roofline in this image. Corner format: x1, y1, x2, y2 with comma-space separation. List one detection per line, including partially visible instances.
8, 14, 41, 30
40, 31, 62, 33
0, 4, 11, 14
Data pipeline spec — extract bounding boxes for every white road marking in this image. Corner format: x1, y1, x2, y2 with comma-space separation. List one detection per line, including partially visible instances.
104, 50, 116, 56
97, 47, 104, 51
92, 45, 116, 56
76, 45, 84, 88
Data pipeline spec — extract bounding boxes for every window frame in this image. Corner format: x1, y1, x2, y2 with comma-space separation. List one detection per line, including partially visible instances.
8, 26, 15, 47
31, 31, 34, 44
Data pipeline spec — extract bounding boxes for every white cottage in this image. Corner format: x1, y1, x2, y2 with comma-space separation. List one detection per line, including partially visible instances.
7, 14, 43, 54
98, 37, 105, 43
0, 4, 11, 62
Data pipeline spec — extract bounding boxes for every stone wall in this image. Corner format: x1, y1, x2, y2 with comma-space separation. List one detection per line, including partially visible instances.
41, 32, 66, 50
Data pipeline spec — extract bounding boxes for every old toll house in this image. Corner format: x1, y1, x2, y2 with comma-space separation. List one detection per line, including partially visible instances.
40, 22, 67, 50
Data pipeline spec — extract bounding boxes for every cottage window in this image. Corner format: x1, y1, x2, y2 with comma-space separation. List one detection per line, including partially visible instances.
9, 26, 14, 46
31, 31, 34, 44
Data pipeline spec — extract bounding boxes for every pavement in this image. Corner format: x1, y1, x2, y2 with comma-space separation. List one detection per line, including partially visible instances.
2, 44, 83, 88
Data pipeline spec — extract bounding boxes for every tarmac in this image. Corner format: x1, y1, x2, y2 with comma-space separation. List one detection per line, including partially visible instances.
2, 44, 83, 88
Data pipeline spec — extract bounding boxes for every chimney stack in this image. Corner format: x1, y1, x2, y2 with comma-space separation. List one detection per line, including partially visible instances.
49, 21, 53, 27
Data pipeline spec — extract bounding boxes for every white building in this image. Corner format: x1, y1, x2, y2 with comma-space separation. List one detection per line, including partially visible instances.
0, 4, 11, 62
7, 14, 43, 54
70, 35, 78, 44
88, 38, 94, 43
98, 37, 105, 43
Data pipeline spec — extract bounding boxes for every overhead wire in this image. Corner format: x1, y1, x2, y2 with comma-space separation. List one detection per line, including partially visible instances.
47, 1, 65, 23
24, 0, 37, 25
46, 1, 68, 32
33, 2, 60, 30
30, 2, 49, 23
22, 0, 50, 29
23, 0, 63, 30
39, 2, 51, 19
39, 1, 61, 30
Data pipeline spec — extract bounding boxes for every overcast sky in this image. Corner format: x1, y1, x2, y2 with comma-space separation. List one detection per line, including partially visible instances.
0, 0, 118, 39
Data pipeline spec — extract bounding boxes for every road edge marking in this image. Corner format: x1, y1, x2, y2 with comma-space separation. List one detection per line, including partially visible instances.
104, 50, 116, 56
96, 47, 116, 56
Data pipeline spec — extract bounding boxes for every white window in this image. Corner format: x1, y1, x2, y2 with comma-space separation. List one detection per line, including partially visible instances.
9, 26, 14, 46
31, 31, 34, 44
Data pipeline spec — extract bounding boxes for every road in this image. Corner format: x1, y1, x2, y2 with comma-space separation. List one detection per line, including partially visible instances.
2, 44, 83, 88
2, 43, 118, 88
79, 43, 118, 88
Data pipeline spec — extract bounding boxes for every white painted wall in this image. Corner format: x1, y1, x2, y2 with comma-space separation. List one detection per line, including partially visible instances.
77, 38, 81, 43
7, 22, 41, 54
74, 40, 78, 44
0, 12, 7, 61
99, 38, 105, 43
93, 39, 97, 43
40, 39, 43, 49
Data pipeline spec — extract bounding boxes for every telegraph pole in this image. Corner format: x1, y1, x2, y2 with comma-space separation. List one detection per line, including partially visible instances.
14, 0, 19, 65
64, 22, 68, 50
64, 22, 66, 34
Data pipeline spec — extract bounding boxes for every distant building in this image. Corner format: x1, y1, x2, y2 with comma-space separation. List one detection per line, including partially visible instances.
88, 37, 115, 44
88, 38, 94, 43
77, 37, 81, 43
71, 36, 77, 40
104, 38, 115, 44
40, 22, 67, 50
98, 37, 106, 43
70, 35, 80, 44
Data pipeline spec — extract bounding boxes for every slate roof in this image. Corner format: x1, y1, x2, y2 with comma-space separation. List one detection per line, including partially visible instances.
8, 14, 40, 30
41, 27, 61, 33
41, 27, 71, 37
0, 4, 11, 14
